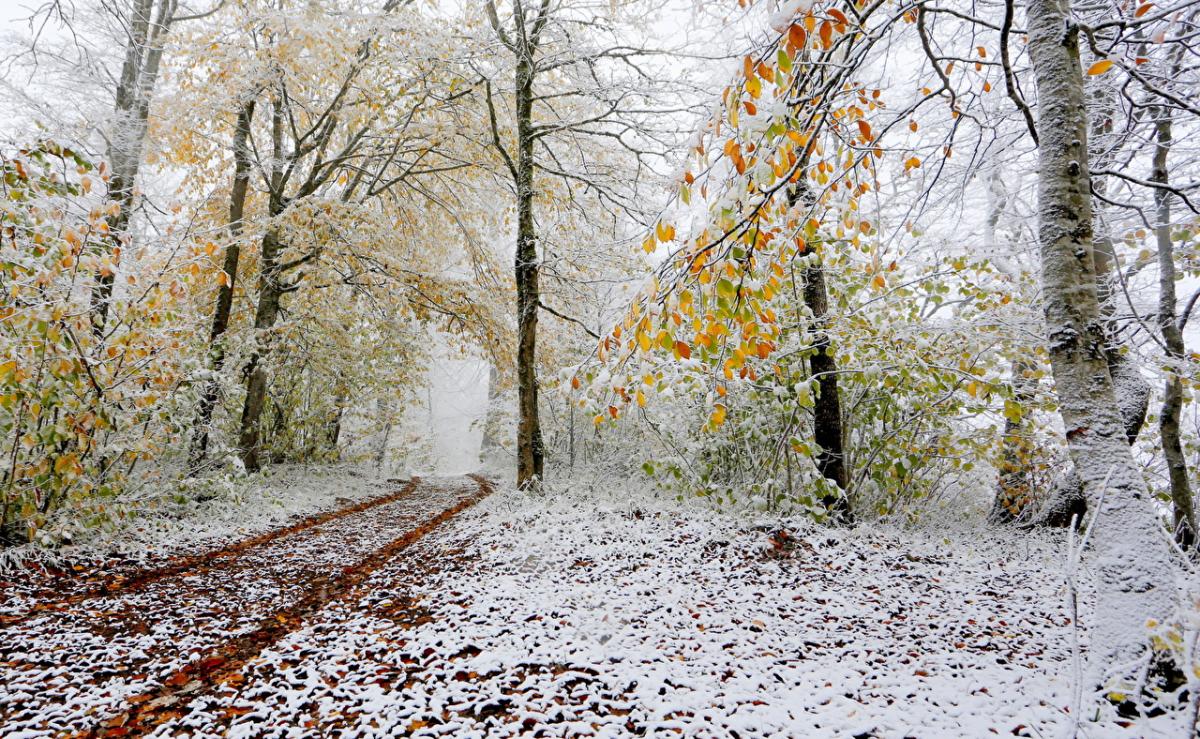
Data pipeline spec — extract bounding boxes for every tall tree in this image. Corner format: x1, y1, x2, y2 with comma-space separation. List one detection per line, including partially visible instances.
1026, 0, 1174, 691
485, 0, 548, 487
481, 0, 681, 488
90, 0, 221, 335
1151, 103, 1196, 549
189, 97, 256, 469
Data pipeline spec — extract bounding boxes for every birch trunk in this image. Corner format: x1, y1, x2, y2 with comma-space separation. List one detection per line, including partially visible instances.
1027, 0, 1175, 690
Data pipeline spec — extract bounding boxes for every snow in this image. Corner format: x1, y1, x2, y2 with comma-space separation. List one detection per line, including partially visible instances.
137, 483, 1190, 737
0, 464, 393, 575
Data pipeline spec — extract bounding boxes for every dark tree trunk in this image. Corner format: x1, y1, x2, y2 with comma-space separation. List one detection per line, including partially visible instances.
190, 99, 257, 470
785, 175, 851, 522
514, 54, 544, 489
991, 359, 1038, 523
802, 263, 852, 523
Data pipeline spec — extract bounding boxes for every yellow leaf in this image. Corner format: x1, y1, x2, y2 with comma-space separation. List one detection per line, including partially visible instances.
1087, 59, 1114, 75
745, 76, 762, 99
638, 331, 651, 352
711, 403, 727, 427
636, 390, 647, 408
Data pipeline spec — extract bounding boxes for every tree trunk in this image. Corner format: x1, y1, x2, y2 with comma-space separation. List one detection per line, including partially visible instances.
92, 0, 172, 336
190, 99, 256, 470
1027, 0, 1175, 691
991, 359, 1038, 523
982, 166, 1040, 523
802, 262, 852, 522
514, 55, 544, 489
236, 98, 287, 474
1030, 26, 1148, 528
1151, 107, 1196, 549
785, 177, 851, 521
237, 228, 285, 473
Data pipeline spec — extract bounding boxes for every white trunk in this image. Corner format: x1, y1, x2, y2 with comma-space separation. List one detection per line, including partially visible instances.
1026, 0, 1175, 692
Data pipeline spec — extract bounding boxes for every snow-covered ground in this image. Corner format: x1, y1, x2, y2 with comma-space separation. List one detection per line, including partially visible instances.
142, 483, 1193, 738
0, 465, 398, 584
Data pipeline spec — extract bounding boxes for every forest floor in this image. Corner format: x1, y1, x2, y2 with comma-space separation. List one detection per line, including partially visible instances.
0, 474, 1193, 738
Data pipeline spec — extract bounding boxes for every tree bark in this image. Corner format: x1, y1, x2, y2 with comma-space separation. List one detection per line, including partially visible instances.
1151, 106, 1196, 549
237, 227, 285, 473
189, 98, 256, 470
1030, 22, 1148, 527
1027, 0, 1175, 690
802, 263, 852, 522
785, 176, 851, 521
513, 33, 544, 489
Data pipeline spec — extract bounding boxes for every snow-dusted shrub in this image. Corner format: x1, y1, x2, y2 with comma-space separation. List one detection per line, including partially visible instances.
1, 143, 203, 546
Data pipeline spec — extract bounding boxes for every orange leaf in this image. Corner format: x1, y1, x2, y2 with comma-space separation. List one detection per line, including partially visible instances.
788, 25, 807, 51
1087, 59, 1114, 75
1135, 3, 1154, 16
856, 119, 873, 141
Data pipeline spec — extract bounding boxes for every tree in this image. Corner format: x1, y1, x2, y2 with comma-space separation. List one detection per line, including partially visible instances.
479, 0, 691, 488
189, 97, 255, 469
1151, 102, 1196, 548
1025, 0, 1175, 691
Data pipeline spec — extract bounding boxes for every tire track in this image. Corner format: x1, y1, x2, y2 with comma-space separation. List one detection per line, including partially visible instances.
0, 475, 493, 737
87, 476, 493, 738
1, 478, 422, 620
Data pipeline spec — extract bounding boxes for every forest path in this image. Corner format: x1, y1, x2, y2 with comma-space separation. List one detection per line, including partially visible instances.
0, 474, 493, 737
